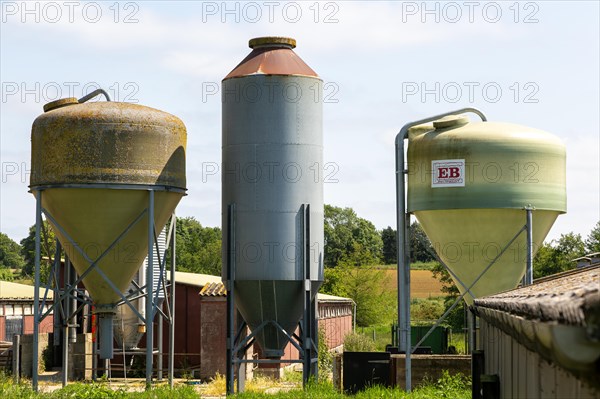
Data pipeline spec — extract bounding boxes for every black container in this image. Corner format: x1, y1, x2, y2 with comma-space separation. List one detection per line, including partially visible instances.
343, 351, 391, 394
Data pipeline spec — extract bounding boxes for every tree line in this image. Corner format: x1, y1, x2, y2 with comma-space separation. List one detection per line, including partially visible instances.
1, 208, 599, 327
2, 206, 599, 281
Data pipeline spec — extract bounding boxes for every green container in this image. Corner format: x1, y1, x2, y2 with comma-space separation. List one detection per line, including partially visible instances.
411, 325, 448, 354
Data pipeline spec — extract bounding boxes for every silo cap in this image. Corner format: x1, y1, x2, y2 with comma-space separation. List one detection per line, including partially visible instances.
433, 114, 470, 130
43, 97, 79, 113
249, 36, 296, 49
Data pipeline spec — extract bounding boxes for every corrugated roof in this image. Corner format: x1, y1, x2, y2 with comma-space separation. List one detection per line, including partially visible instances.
0, 281, 53, 300
199, 282, 227, 297
167, 271, 221, 288
474, 265, 600, 387
196, 279, 352, 303
474, 265, 599, 326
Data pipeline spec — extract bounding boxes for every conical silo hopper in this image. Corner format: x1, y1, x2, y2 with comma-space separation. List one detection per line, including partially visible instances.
407, 114, 566, 304
222, 37, 324, 358
30, 95, 186, 358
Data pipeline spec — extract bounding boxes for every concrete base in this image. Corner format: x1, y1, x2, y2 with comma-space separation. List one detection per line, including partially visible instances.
69, 333, 93, 380
17, 333, 49, 378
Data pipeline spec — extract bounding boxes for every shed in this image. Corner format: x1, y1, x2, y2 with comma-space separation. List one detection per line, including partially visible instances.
473, 265, 600, 398
163, 272, 354, 380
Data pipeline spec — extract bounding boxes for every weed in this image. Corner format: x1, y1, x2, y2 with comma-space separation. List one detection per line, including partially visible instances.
343, 332, 376, 352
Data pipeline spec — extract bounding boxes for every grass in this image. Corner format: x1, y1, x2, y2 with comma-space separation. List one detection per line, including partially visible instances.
449, 332, 467, 355
1, 369, 469, 398
229, 371, 470, 398
357, 324, 393, 351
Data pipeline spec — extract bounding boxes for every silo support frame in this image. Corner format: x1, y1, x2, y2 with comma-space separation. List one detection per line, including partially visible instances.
409, 210, 535, 355
32, 192, 93, 390
31, 187, 179, 391
226, 203, 319, 395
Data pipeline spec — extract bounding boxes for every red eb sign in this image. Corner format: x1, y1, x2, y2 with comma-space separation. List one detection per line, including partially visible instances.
432, 159, 465, 187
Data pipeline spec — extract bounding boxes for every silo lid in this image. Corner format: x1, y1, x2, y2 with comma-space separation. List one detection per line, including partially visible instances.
43, 97, 79, 112
433, 114, 470, 130
249, 36, 296, 49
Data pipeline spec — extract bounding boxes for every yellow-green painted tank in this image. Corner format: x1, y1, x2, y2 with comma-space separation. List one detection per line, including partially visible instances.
30, 99, 186, 311
407, 115, 566, 304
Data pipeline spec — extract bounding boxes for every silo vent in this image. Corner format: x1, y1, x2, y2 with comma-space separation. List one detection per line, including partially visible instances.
433, 114, 470, 130
43, 97, 78, 113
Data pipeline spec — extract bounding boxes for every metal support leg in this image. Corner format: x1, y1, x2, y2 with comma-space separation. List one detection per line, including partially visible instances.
32, 190, 42, 391
236, 311, 246, 393
396, 136, 411, 391
92, 336, 98, 381
310, 296, 318, 379
302, 204, 317, 386
525, 208, 533, 285
145, 190, 155, 388
63, 257, 70, 387
467, 309, 474, 354
169, 215, 176, 388
226, 204, 236, 395
157, 313, 163, 381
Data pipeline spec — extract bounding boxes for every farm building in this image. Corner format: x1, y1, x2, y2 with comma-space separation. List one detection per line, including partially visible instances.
473, 265, 600, 398
163, 271, 354, 379
0, 281, 53, 343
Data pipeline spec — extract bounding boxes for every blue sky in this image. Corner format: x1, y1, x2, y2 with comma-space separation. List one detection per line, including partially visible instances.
1, 1, 599, 245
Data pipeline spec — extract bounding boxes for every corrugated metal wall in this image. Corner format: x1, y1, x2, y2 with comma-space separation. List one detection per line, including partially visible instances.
480, 318, 599, 398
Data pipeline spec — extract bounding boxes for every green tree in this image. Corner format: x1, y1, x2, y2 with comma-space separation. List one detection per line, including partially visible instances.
409, 222, 435, 263
175, 217, 222, 276
533, 232, 586, 278
381, 226, 396, 265
324, 205, 382, 268
20, 221, 56, 281
0, 269, 14, 281
431, 261, 464, 330
0, 232, 25, 271
379, 222, 435, 265
585, 221, 600, 253
322, 243, 394, 326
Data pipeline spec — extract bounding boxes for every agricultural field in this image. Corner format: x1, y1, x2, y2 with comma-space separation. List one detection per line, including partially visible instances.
380, 269, 445, 299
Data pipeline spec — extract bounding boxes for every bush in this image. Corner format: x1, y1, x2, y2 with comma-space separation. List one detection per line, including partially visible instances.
410, 298, 444, 323
343, 332, 376, 352
318, 327, 333, 382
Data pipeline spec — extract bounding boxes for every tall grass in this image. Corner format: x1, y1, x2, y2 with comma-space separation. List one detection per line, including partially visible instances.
234, 371, 469, 398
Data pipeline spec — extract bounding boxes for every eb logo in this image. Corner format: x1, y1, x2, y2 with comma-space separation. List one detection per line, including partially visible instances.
432, 160, 465, 188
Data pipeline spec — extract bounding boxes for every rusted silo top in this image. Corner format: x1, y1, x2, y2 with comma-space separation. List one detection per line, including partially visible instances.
223, 36, 318, 80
